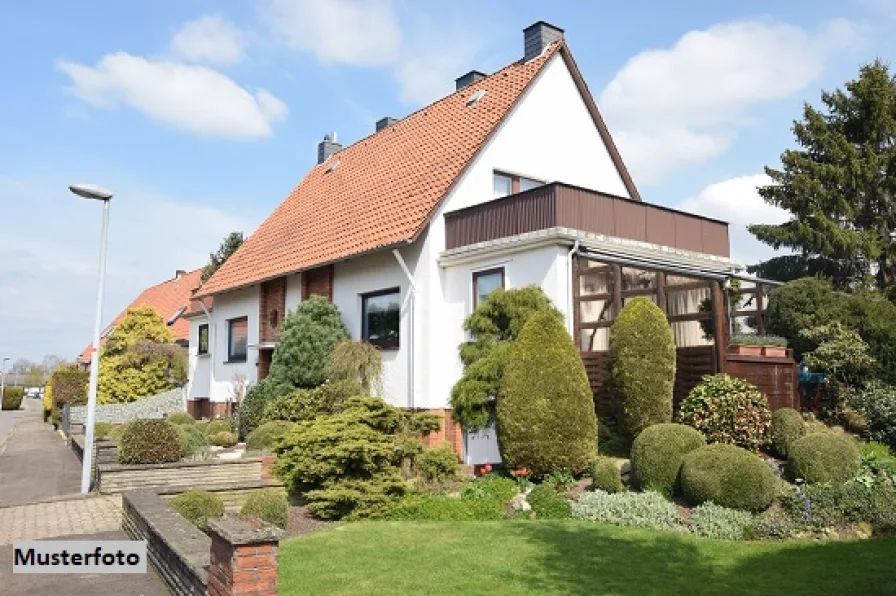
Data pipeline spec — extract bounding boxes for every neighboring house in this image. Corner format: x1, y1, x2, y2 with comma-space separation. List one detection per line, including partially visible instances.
189, 22, 789, 463
77, 269, 201, 369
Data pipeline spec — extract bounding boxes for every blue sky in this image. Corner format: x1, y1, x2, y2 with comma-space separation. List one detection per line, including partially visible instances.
1, 0, 894, 362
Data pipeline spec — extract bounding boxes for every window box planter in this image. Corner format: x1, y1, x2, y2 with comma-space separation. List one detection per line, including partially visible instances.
762, 346, 787, 358
728, 335, 787, 357
728, 345, 763, 356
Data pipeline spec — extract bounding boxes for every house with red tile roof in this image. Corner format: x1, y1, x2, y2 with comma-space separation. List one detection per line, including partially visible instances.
76, 269, 201, 368
188, 22, 767, 463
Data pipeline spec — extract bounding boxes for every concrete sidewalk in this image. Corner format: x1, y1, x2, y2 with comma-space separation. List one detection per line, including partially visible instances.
0, 400, 80, 507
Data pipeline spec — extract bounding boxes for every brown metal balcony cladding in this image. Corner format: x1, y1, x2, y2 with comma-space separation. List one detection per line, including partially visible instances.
444, 183, 730, 257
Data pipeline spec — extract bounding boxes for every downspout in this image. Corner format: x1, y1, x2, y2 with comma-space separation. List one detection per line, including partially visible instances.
198, 297, 215, 404
566, 240, 580, 336
392, 249, 416, 409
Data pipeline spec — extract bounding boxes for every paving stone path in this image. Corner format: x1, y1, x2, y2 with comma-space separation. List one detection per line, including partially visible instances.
0, 494, 122, 545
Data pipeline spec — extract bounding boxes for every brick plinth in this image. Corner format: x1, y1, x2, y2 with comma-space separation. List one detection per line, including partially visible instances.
421, 409, 464, 459
260, 456, 277, 481
207, 516, 283, 596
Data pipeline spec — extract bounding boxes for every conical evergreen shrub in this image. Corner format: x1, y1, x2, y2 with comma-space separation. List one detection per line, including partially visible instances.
497, 310, 597, 477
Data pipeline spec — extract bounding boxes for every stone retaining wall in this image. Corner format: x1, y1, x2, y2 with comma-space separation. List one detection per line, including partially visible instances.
97, 458, 263, 494
157, 481, 286, 511
122, 489, 209, 596
68, 388, 185, 424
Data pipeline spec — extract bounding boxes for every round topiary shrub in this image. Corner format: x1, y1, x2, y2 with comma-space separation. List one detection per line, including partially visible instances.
497, 310, 597, 477
176, 424, 208, 458
677, 374, 771, 451
787, 433, 861, 484
241, 489, 289, 529
93, 421, 114, 439
117, 419, 183, 464
609, 297, 676, 439
416, 442, 459, 482
209, 431, 237, 447
630, 423, 706, 496
680, 443, 777, 512
1, 387, 24, 410
527, 484, 572, 519
590, 457, 624, 494
246, 420, 295, 451
204, 418, 232, 437
167, 411, 195, 426
770, 408, 806, 458
170, 490, 224, 531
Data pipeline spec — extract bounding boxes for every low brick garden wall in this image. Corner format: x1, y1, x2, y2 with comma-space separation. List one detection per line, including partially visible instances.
97, 458, 264, 494
123, 487, 284, 596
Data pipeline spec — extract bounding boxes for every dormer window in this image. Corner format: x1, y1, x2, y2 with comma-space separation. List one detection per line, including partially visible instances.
493, 171, 543, 198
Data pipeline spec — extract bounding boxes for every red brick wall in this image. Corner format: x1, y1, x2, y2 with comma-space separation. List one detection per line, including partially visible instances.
208, 530, 279, 596
259, 277, 287, 343
421, 409, 464, 460
301, 265, 334, 301
257, 349, 272, 381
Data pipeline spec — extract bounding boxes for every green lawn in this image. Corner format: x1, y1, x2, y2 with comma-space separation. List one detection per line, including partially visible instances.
279, 521, 896, 595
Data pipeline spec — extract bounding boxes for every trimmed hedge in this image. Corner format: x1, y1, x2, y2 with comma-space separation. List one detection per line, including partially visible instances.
209, 431, 237, 447
630, 423, 706, 496
93, 421, 114, 439
787, 433, 861, 484
770, 408, 806, 458
680, 443, 778, 512
241, 489, 289, 529
1, 387, 24, 410
609, 297, 676, 438
50, 366, 89, 407
590, 457, 624, 494
170, 490, 224, 532
416, 443, 459, 482
204, 418, 233, 437
497, 310, 597, 477
167, 411, 195, 425
528, 484, 572, 519
246, 420, 295, 451
117, 419, 183, 464
677, 374, 771, 451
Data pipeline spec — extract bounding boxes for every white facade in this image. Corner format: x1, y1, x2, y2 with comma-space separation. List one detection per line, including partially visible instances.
189, 54, 638, 464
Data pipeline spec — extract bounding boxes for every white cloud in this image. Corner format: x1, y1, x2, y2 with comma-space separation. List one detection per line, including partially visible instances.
678, 174, 791, 265
170, 14, 245, 65
0, 175, 259, 361
261, 0, 401, 67
600, 19, 862, 183
58, 53, 288, 139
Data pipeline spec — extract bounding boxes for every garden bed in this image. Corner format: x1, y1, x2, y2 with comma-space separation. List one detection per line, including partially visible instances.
96, 457, 264, 493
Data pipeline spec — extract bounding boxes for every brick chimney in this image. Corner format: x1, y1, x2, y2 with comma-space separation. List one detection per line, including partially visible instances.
175, 270, 186, 279
317, 133, 342, 164
523, 21, 563, 61
455, 70, 486, 91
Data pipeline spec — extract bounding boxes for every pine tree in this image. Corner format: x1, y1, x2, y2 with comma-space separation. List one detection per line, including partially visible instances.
202, 231, 244, 283
749, 60, 896, 291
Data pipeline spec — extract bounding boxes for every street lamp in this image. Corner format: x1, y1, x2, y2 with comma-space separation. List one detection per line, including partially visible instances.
70, 183, 114, 495
1, 357, 9, 404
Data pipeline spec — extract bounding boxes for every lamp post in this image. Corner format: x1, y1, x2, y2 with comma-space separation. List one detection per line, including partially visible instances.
70, 183, 114, 495
1, 357, 9, 404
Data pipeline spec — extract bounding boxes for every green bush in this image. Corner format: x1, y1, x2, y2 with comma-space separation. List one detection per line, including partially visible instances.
326, 340, 383, 396
246, 420, 295, 451
1, 387, 24, 410
261, 381, 356, 424
590, 457, 624, 493
241, 489, 289, 529
274, 397, 439, 519
209, 431, 237, 447
630, 423, 706, 496
204, 418, 232, 437
107, 425, 124, 444
451, 286, 562, 429
167, 411, 195, 425
787, 433, 860, 484
93, 421, 114, 439
416, 443, 459, 482
769, 408, 806, 458
572, 490, 685, 532
380, 494, 505, 521
460, 474, 519, 505
680, 443, 777, 512
846, 381, 896, 451
528, 484, 572, 519
237, 379, 276, 440
497, 310, 597, 477
597, 416, 628, 457
801, 323, 875, 387
609, 297, 676, 439
780, 482, 896, 533
50, 365, 89, 407
543, 471, 576, 494
765, 278, 847, 358
118, 419, 183, 464
170, 490, 224, 532
677, 374, 771, 451
689, 503, 753, 540
267, 296, 350, 392
176, 424, 208, 457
